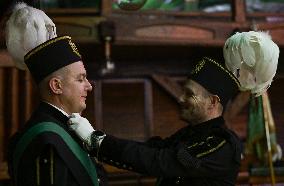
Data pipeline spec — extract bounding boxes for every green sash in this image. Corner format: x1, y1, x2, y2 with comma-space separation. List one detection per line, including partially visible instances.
155, 177, 162, 186
13, 122, 99, 186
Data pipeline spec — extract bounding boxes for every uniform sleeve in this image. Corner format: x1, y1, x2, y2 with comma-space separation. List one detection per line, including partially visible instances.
145, 136, 167, 148
98, 134, 240, 178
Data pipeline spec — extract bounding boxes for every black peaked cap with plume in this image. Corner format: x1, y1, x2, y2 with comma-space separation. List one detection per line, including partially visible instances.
189, 57, 240, 107
24, 36, 82, 84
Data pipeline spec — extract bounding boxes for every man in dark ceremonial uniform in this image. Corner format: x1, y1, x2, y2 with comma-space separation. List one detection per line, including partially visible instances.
5, 18, 112, 186
5, 2, 108, 185
69, 57, 242, 186
6, 35, 110, 185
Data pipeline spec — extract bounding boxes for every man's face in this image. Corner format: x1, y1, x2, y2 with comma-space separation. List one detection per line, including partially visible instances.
179, 79, 211, 125
60, 61, 92, 114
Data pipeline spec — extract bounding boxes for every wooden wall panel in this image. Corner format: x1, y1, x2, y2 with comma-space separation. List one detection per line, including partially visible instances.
269, 78, 284, 150
101, 81, 146, 140
152, 82, 185, 138
0, 51, 37, 180
135, 25, 214, 40
0, 68, 5, 179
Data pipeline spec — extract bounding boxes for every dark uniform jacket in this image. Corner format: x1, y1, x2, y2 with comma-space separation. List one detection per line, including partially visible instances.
97, 117, 242, 186
8, 102, 107, 186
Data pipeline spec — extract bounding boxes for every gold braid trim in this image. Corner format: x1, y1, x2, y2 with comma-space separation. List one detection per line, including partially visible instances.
36, 157, 40, 186
50, 147, 54, 184
25, 36, 72, 61
191, 60, 205, 75
196, 139, 226, 158
203, 57, 241, 88
187, 142, 199, 149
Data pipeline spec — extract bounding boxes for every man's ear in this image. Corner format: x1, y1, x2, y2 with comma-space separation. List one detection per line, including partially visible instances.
49, 77, 63, 94
210, 95, 220, 106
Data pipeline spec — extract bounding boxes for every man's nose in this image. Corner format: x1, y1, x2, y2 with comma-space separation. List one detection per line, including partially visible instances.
178, 94, 185, 104
86, 80, 93, 91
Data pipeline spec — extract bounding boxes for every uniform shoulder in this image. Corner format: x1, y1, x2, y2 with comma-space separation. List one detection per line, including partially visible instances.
185, 134, 227, 158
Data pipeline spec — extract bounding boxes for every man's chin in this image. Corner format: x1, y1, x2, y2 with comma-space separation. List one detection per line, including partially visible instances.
77, 104, 86, 114
180, 112, 195, 123
180, 114, 189, 122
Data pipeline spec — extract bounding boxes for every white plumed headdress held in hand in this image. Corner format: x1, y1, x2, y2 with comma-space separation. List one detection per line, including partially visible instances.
5, 2, 57, 70
223, 31, 279, 97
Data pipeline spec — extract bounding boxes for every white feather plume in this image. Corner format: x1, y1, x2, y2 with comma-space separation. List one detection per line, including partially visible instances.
5, 2, 57, 70
223, 31, 279, 97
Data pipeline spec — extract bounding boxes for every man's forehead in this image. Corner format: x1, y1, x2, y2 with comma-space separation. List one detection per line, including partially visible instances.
66, 61, 84, 70
65, 61, 87, 75
185, 79, 201, 88
184, 79, 206, 92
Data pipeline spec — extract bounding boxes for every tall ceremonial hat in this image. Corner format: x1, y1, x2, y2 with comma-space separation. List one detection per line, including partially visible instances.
5, 2, 82, 84
24, 36, 82, 84
189, 57, 240, 107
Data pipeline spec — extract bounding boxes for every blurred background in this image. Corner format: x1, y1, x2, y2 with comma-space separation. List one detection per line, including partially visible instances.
1, 0, 284, 185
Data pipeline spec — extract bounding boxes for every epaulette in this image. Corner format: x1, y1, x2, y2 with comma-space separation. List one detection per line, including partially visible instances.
185, 135, 226, 158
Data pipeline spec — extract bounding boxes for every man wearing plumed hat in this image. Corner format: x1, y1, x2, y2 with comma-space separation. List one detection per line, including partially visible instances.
5, 2, 107, 186
67, 29, 280, 185
68, 57, 242, 185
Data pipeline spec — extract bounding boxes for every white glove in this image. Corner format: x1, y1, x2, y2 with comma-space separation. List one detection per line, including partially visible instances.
272, 144, 283, 162
68, 113, 95, 146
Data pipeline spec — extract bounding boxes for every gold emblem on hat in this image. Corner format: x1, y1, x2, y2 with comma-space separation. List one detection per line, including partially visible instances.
68, 40, 81, 58
191, 60, 205, 75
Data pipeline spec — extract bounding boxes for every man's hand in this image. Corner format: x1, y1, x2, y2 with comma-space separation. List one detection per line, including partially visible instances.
68, 113, 95, 146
